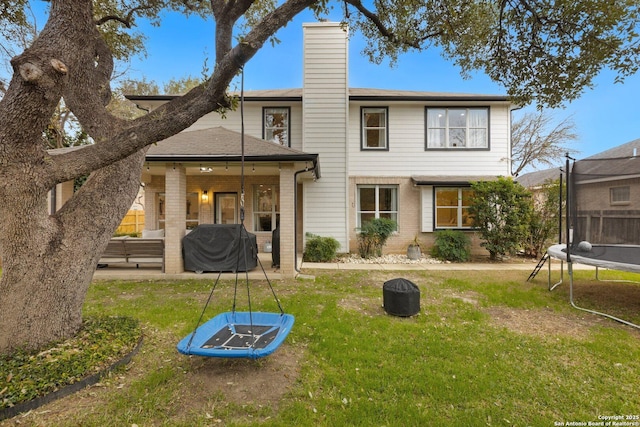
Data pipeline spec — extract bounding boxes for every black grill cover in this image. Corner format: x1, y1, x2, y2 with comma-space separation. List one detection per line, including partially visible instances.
182, 224, 257, 272
383, 278, 420, 317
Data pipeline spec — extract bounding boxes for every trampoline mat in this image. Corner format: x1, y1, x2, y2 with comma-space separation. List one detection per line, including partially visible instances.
201, 324, 279, 350
569, 245, 640, 266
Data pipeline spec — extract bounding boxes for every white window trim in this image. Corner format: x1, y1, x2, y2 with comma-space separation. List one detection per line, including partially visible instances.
356, 184, 399, 229
263, 107, 290, 147
361, 107, 389, 150
253, 184, 280, 232
434, 187, 474, 229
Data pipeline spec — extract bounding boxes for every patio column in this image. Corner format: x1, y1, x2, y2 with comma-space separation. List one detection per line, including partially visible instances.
56, 181, 74, 211
279, 163, 295, 277
164, 163, 186, 274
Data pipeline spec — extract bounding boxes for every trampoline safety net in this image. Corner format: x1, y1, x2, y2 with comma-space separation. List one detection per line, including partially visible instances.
569, 153, 640, 248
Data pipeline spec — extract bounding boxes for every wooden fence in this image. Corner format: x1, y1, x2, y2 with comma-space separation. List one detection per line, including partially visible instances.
116, 210, 145, 236
576, 210, 640, 244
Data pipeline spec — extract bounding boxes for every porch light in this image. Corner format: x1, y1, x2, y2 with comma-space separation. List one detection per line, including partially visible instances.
202, 190, 208, 202
200, 166, 213, 173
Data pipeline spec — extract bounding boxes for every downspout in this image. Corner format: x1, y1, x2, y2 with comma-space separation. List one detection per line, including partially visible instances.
294, 166, 314, 273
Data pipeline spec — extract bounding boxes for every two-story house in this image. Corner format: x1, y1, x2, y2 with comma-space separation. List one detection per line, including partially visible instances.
126, 22, 515, 276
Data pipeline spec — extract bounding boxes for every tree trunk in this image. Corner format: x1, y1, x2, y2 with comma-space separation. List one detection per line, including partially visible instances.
0, 151, 145, 354
0, 0, 295, 356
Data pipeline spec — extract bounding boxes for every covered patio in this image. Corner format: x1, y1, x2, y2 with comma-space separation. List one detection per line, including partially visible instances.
142, 126, 320, 277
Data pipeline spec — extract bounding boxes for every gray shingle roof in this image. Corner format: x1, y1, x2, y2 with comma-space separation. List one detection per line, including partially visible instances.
515, 138, 640, 187
411, 175, 501, 185
147, 126, 313, 158
515, 168, 563, 188
583, 138, 640, 160
146, 126, 321, 177
128, 87, 510, 102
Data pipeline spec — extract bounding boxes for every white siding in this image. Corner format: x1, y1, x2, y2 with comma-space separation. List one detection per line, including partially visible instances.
420, 186, 434, 232
348, 102, 512, 177
302, 23, 350, 251
184, 103, 304, 150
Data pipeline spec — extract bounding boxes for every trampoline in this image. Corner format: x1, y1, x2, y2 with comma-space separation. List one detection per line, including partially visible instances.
543, 152, 640, 330
547, 244, 640, 274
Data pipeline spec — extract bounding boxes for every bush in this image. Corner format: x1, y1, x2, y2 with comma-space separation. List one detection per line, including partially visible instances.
357, 218, 397, 258
469, 177, 533, 260
431, 230, 471, 262
303, 233, 340, 262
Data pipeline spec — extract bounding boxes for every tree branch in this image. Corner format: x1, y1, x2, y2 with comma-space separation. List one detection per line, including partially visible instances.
48, 0, 320, 184
346, 0, 421, 49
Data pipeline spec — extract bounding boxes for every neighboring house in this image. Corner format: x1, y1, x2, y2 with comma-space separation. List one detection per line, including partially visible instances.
120, 22, 515, 276
569, 139, 640, 244
517, 138, 640, 245
515, 167, 563, 190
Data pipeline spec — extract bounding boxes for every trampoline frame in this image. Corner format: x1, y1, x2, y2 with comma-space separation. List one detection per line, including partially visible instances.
547, 244, 640, 331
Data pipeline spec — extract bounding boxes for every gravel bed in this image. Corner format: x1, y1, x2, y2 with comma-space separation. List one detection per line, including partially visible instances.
336, 254, 444, 264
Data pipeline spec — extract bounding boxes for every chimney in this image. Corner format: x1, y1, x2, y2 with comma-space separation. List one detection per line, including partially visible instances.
302, 22, 350, 252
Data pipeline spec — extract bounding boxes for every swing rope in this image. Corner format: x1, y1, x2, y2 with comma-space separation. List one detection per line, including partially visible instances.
184, 67, 285, 354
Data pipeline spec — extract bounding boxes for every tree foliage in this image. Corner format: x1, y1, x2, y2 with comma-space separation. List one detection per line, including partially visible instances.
431, 0, 640, 107
511, 111, 579, 176
469, 178, 533, 260
523, 178, 564, 258
352, 0, 640, 107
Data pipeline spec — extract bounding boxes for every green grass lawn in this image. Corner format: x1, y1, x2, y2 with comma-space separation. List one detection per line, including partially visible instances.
4, 268, 640, 426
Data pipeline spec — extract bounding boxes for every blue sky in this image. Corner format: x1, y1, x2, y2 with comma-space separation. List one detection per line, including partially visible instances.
25, 5, 640, 167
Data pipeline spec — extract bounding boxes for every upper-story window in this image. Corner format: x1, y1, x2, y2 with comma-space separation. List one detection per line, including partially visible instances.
426, 107, 489, 149
361, 107, 388, 150
263, 107, 290, 146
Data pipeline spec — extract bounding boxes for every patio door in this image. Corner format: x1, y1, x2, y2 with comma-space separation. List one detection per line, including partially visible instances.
215, 193, 238, 224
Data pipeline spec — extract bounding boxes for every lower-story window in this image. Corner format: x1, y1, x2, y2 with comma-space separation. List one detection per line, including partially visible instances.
156, 192, 200, 229
357, 184, 398, 228
435, 187, 474, 229
254, 184, 280, 232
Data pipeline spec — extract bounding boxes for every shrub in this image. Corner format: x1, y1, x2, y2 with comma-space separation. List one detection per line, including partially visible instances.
303, 233, 341, 262
357, 218, 397, 258
469, 177, 533, 260
431, 230, 471, 262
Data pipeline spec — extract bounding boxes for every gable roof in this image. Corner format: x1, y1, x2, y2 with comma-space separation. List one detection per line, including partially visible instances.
146, 126, 320, 176
515, 138, 640, 187
583, 138, 640, 160
571, 137, 640, 183
515, 168, 563, 188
